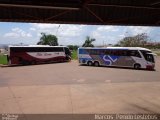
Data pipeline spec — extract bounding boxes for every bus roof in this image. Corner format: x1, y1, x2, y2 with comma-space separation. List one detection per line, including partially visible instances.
79, 47, 151, 51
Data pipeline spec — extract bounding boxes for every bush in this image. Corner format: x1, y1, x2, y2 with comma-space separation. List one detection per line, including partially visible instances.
71, 50, 78, 60
0, 54, 8, 65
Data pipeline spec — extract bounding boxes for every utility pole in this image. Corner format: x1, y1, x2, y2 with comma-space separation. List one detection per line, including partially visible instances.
56, 25, 60, 36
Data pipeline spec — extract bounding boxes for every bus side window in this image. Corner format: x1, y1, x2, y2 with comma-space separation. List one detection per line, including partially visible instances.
92, 50, 99, 55
114, 50, 119, 56
110, 50, 114, 55
100, 50, 105, 55
90, 50, 94, 55
112, 50, 117, 56
135, 51, 141, 58
102, 50, 105, 55
130, 50, 141, 58
122, 50, 128, 56
112, 50, 116, 55
118, 50, 123, 56
94, 50, 97, 55
99, 50, 103, 55
97, 49, 101, 55
105, 50, 110, 55
130, 50, 135, 56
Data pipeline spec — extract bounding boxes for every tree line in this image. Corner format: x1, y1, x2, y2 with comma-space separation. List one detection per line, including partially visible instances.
37, 33, 96, 50
115, 33, 160, 49
37, 32, 160, 50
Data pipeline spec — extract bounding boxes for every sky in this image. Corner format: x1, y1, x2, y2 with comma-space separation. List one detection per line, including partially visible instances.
0, 22, 160, 46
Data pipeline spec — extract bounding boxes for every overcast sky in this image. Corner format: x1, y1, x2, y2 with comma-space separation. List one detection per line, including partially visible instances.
0, 22, 160, 46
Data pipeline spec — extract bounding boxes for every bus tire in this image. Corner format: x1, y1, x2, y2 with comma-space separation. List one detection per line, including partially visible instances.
32, 60, 37, 65
22, 60, 29, 65
94, 61, 99, 67
134, 63, 141, 70
87, 61, 93, 66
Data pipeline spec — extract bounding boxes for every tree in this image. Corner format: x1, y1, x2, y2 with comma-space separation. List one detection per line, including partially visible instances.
82, 36, 95, 47
117, 33, 150, 47
67, 45, 79, 50
37, 33, 58, 46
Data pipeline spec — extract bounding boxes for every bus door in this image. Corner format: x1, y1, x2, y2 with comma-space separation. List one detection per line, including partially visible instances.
64, 47, 71, 60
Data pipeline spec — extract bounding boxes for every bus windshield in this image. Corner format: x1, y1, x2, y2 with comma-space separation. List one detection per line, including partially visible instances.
146, 54, 155, 63
140, 50, 155, 63
64, 47, 71, 56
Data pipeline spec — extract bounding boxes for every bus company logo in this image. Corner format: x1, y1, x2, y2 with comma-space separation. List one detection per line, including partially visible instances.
44, 53, 52, 56
2, 114, 18, 120
103, 55, 118, 65
36, 53, 52, 56
37, 53, 43, 56
54, 52, 59, 55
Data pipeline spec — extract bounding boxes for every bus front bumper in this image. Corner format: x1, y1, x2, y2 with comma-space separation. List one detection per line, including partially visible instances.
146, 64, 155, 70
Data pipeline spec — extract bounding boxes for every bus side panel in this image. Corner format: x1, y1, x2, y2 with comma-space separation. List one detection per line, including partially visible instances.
78, 49, 138, 67
10, 51, 66, 65
131, 56, 146, 69
10, 51, 22, 65
78, 49, 93, 64
92, 55, 135, 67
109, 56, 135, 67
78, 48, 155, 69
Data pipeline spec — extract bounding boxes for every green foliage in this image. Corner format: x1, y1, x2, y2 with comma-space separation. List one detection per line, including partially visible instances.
67, 45, 79, 50
71, 50, 78, 60
115, 33, 160, 49
37, 33, 58, 46
152, 49, 160, 56
114, 44, 120, 47
82, 36, 95, 47
118, 33, 149, 47
0, 55, 8, 65
67, 45, 78, 59
145, 43, 160, 49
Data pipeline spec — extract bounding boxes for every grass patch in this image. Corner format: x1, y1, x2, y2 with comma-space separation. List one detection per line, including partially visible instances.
0, 54, 8, 65
152, 49, 160, 56
71, 50, 78, 60
155, 52, 160, 56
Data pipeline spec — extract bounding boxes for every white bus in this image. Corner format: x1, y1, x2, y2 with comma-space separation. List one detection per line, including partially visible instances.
78, 47, 156, 70
8, 45, 71, 65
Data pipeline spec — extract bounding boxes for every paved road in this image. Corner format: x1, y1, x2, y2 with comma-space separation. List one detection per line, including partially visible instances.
0, 57, 160, 114
0, 58, 160, 86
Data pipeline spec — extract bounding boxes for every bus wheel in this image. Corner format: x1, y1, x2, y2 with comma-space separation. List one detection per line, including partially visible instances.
94, 61, 99, 67
134, 64, 141, 70
22, 60, 29, 65
87, 61, 93, 66
32, 61, 37, 65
